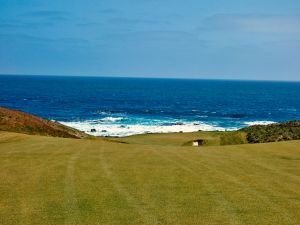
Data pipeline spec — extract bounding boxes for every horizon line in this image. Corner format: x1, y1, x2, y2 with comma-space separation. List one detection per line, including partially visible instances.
0, 73, 299, 83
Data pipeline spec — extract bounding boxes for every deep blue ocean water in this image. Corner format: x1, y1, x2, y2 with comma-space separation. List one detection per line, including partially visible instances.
1, 75, 300, 136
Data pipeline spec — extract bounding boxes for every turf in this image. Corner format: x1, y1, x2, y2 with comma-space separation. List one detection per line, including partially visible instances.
0, 131, 300, 225
111, 131, 223, 146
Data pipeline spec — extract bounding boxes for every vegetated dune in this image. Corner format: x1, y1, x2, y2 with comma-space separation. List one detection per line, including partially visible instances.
0, 107, 88, 139
242, 120, 300, 143
218, 121, 300, 146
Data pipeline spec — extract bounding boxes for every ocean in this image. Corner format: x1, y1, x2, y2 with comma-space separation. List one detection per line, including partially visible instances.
1, 75, 300, 137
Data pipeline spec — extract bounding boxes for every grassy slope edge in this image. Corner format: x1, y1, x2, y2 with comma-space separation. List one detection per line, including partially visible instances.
0, 107, 88, 139
242, 121, 300, 143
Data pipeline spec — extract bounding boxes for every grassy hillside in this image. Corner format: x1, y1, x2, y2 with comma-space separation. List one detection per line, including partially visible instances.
0, 107, 88, 139
242, 121, 300, 143
0, 131, 300, 225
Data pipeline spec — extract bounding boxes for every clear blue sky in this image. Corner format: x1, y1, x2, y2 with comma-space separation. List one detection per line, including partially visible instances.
0, 0, 299, 80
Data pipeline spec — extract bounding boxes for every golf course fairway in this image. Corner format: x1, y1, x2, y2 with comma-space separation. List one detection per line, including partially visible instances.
0, 131, 300, 225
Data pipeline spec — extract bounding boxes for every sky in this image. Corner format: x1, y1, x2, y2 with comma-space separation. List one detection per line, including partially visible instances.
0, 0, 300, 80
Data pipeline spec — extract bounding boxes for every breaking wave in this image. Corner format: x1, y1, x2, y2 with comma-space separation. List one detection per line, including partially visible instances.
100, 117, 125, 122
243, 121, 276, 126
60, 119, 232, 137
60, 116, 277, 137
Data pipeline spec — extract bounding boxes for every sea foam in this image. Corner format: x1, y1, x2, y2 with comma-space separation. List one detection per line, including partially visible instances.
243, 121, 276, 126
100, 117, 124, 122
60, 120, 230, 137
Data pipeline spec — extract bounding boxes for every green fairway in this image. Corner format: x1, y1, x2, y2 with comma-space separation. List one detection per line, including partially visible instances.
0, 131, 300, 225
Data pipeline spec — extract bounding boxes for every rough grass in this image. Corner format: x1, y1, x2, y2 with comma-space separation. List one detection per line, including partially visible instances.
220, 131, 248, 145
0, 107, 88, 139
242, 120, 300, 143
1, 131, 300, 225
